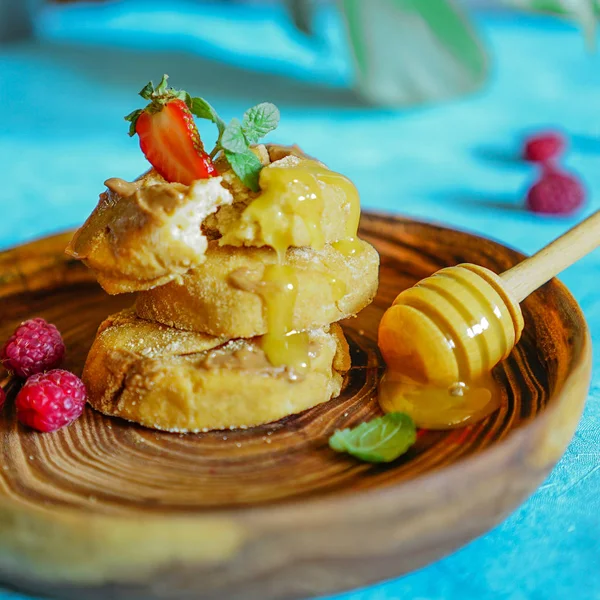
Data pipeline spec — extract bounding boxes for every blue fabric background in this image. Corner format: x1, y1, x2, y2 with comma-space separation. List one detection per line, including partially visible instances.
0, 2, 599, 599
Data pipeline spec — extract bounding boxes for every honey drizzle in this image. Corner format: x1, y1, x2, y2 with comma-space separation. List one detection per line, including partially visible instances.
328, 274, 347, 301
230, 159, 361, 374
329, 167, 363, 257
378, 372, 502, 430
246, 164, 324, 259
260, 265, 309, 377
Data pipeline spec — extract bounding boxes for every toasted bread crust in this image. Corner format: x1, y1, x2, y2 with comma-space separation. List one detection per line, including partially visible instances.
135, 240, 379, 337
83, 310, 350, 432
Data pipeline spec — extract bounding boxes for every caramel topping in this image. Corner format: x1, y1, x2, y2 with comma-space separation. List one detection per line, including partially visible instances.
133, 185, 187, 215
266, 143, 312, 163
66, 170, 235, 294
228, 267, 263, 293
203, 342, 272, 371
104, 178, 139, 197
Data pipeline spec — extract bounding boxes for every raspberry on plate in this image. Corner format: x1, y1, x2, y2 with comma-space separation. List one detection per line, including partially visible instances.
525, 169, 585, 216
1, 318, 65, 378
523, 131, 565, 163
15, 369, 86, 432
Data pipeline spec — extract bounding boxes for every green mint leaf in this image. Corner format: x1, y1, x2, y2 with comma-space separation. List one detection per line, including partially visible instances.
329, 413, 416, 463
139, 81, 154, 100
221, 118, 249, 154
124, 109, 144, 137
242, 102, 280, 144
190, 97, 226, 136
224, 148, 262, 192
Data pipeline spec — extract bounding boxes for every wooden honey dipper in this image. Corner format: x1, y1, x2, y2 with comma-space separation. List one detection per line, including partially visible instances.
379, 210, 599, 387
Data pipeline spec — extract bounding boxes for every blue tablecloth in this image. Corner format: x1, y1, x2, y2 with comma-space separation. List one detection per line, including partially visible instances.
1, 4, 599, 599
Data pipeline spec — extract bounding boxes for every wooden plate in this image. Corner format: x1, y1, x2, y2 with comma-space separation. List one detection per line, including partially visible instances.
0, 213, 591, 600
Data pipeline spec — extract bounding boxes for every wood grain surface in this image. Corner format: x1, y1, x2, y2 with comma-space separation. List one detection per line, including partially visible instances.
0, 213, 592, 600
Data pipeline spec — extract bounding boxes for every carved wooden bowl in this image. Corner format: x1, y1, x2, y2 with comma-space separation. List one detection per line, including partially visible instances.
0, 213, 591, 600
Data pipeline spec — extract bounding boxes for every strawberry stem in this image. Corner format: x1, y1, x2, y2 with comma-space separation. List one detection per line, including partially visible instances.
139, 81, 154, 100
155, 74, 170, 95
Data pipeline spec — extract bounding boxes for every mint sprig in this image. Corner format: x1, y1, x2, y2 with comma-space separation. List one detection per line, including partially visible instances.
189, 99, 280, 192
224, 149, 263, 191
220, 118, 248, 154
242, 103, 280, 144
329, 413, 417, 463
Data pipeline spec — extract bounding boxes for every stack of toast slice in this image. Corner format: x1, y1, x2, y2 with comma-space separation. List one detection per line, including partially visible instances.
67, 145, 379, 432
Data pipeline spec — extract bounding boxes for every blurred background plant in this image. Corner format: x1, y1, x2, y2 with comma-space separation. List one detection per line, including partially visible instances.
0, 0, 596, 107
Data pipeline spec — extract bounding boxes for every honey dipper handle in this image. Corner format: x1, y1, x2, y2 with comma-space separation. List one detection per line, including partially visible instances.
500, 210, 600, 303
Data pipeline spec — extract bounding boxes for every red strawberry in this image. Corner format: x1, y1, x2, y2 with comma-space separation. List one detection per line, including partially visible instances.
125, 75, 217, 185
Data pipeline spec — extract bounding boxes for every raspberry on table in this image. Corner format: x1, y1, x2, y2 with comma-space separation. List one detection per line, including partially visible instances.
1, 318, 65, 378
525, 169, 585, 215
15, 369, 86, 433
523, 131, 565, 163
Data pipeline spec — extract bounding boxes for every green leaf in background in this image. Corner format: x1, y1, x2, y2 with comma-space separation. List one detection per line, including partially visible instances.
508, 0, 597, 49
509, 0, 600, 16
224, 148, 263, 192
285, 0, 315, 35
242, 103, 281, 144
338, 0, 488, 106
329, 412, 417, 463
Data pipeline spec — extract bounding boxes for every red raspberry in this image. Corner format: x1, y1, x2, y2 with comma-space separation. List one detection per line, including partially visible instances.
526, 169, 585, 215
1, 318, 65, 378
15, 369, 86, 432
523, 132, 565, 163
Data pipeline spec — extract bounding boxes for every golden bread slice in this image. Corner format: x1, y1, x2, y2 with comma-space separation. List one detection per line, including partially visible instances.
135, 239, 379, 337
66, 144, 362, 295
83, 310, 350, 432
65, 170, 234, 294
